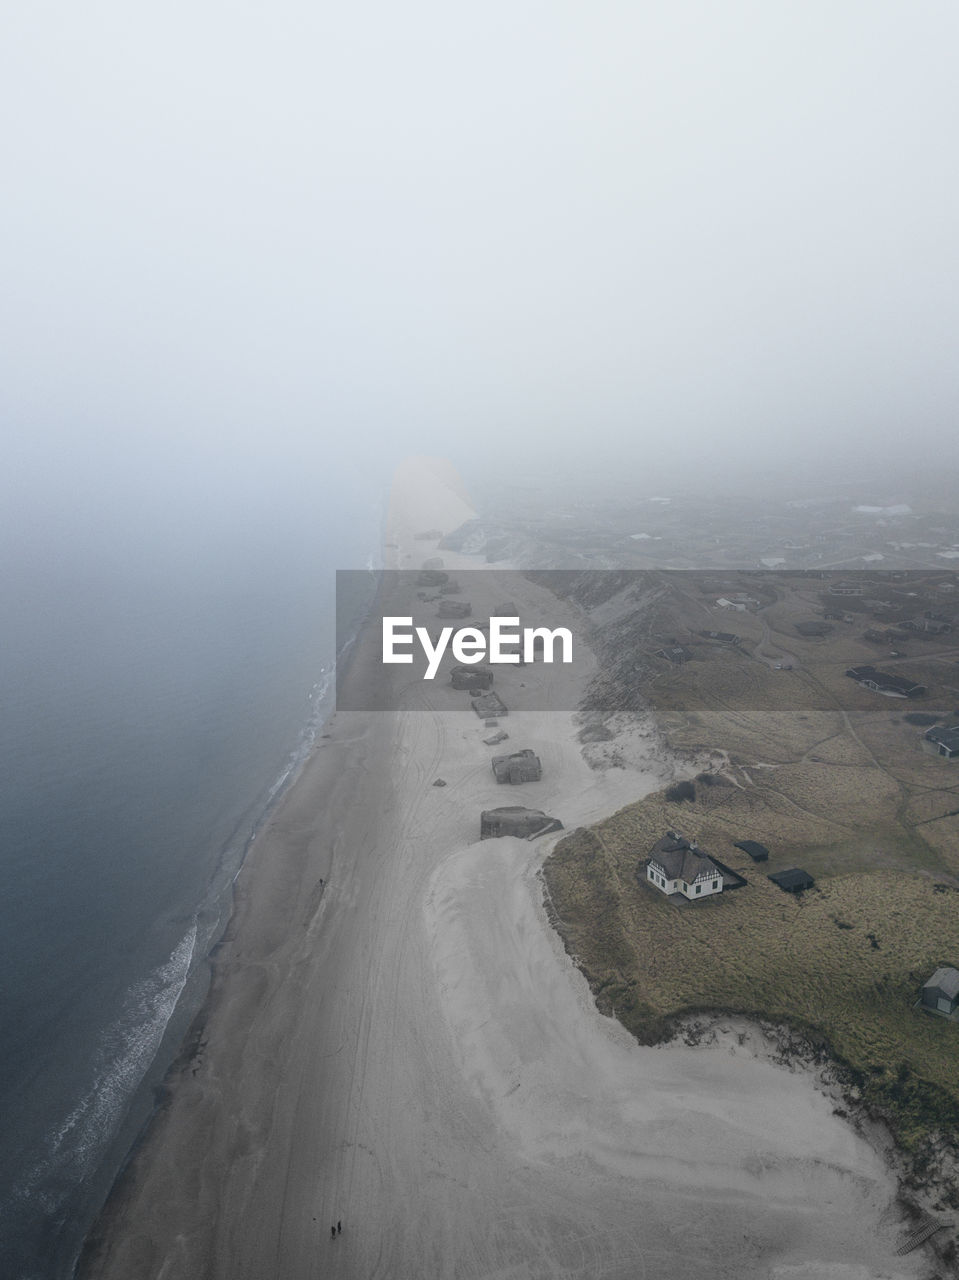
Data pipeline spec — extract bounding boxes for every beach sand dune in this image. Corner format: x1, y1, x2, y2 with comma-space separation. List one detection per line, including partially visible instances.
80, 460, 921, 1279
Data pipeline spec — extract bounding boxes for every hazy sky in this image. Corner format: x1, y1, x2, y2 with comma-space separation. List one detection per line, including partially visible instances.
2, 0, 958, 502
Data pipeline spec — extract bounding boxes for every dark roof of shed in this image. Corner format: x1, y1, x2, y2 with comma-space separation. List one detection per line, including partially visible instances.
768, 868, 815, 889
924, 967, 959, 999
734, 840, 769, 858
925, 725, 959, 749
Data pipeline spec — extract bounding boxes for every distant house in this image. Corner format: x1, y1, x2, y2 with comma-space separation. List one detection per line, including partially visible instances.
828, 581, 866, 596
645, 832, 723, 901
734, 840, 769, 862
656, 646, 691, 663
768, 868, 815, 893
920, 967, 959, 1018
716, 598, 747, 612
480, 806, 562, 840
845, 666, 926, 698
922, 725, 959, 760
491, 749, 542, 784
922, 613, 953, 634
699, 630, 740, 644
901, 615, 953, 636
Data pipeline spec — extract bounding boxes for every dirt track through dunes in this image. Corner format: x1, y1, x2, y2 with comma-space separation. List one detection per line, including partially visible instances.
81, 460, 922, 1280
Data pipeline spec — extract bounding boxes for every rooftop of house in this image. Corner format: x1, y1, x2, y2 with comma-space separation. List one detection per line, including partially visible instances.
846, 666, 925, 694
925, 725, 959, 750
649, 832, 719, 883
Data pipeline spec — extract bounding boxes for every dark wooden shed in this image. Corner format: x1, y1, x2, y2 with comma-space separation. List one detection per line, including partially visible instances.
768, 868, 815, 893
734, 840, 769, 862
920, 967, 959, 1017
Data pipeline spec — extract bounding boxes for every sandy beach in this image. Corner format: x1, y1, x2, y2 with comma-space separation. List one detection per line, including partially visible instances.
80, 459, 923, 1280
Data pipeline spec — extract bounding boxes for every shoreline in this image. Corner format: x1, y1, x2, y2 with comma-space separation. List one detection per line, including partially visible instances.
68, 625, 355, 1277
78, 462, 934, 1278
76, 594, 398, 1278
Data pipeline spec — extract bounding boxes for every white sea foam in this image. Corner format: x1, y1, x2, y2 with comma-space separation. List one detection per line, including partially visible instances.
16, 923, 197, 1214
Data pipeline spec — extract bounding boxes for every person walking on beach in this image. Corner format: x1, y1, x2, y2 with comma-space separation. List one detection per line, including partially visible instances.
331, 1225, 336, 1240
337, 1220, 342, 1235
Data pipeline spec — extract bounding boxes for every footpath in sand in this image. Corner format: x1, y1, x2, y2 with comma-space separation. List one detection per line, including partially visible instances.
81, 458, 922, 1279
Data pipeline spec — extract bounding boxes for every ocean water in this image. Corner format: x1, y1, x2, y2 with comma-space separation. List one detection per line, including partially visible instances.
0, 478, 380, 1279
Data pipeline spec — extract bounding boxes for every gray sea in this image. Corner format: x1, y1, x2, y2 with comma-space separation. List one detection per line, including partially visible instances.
0, 466, 382, 1279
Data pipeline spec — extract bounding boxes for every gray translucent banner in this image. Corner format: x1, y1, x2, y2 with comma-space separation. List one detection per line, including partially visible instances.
335, 569, 958, 714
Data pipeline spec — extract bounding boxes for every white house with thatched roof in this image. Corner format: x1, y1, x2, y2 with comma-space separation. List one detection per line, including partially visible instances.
646, 832, 723, 900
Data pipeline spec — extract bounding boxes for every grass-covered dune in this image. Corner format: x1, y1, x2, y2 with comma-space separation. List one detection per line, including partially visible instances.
543, 784, 959, 1162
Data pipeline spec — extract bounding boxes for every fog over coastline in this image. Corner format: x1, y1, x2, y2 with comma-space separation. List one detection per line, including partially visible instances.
2, 3, 958, 1277
3, 0, 958, 511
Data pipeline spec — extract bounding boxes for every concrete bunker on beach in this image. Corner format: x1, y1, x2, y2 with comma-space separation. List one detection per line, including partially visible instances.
480, 806, 563, 840
451, 664, 494, 691
491, 749, 542, 784
471, 692, 508, 718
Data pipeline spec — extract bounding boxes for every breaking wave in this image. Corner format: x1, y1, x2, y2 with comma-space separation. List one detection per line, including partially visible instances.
13, 922, 197, 1225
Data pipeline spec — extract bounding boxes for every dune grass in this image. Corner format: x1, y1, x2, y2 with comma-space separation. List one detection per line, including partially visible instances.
545, 790, 959, 1154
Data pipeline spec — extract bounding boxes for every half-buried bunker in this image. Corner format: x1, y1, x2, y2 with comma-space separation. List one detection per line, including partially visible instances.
450, 664, 494, 691
472, 692, 508, 718
480, 806, 562, 840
